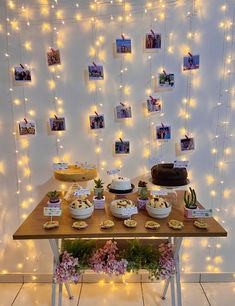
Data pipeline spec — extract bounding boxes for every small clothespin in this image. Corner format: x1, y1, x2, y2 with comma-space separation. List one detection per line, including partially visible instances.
92, 61, 97, 67
188, 52, 193, 57
163, 70, 167, 76
20, 64, 25, 69
119, 138, 123, 143
185, 135, 189, 139
95, 111, 99, 116
51, 47, 56, 53
120, 102, 125, 106
121, 33, 125, 40
24, 118, 28, 124
149, 95, 154, 101
161, 123, 164, 128
151, 29, 155, 36
54, 114, 58, 119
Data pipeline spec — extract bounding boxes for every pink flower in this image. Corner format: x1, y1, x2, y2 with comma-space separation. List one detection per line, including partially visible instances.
55, 251, 81, 283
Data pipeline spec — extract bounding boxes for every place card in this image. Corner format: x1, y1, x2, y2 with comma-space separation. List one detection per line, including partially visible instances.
191, 209, 213, 218
107, 168, 121, 175
151, 189, 168, 196
44, 207, 62, 217
173, 160, 189, 168
52, 163, 68, 170
74, 188, 91, 196
121, 206, 138, 216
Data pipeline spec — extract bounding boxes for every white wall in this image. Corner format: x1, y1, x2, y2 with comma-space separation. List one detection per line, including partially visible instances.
0, 0, 234, 275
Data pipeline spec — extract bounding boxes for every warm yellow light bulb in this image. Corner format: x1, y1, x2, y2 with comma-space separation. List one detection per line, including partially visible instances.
42, 23, 51, 32
24, 41, 32, 51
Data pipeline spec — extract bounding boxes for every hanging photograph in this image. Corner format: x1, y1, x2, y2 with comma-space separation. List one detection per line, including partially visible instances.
47, 49, 61, 66
156, 125, 171, 140
146, 98, 161, 113
145, 32, 161, 49
183, 55, 200, 71
89, 114, 105, 129
14, 66, 32, 83
88, 65, 104, 80
159, 73, 175, 88
49, 117, 66, 131
115, 141, 130, 154
116, 38, 132, 54
116, 105, 132, 119
180, 137, 195, 151
18, 120, 36, 136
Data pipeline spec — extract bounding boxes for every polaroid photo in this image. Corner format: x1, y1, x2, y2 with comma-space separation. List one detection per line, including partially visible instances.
146, 98, 161, 113
116, 105, 132, 119
180, 137, 195, 151
159, 73, 175, 88
18, 120, 36, 136
116, 38, 132, 54
156, 125, 171, 140
88, 65, 104, 80
115, 141, 130, 154
89, 114, 105, 130
14, 66, 32, 83
183, 55, 200, 71
47, 49, 61, 66
49, 117, 66, 131
145, 32, 161, 50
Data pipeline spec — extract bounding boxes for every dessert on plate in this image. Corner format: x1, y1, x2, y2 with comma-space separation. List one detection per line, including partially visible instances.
54, 164, 97, 182
194, 220, 208, 229
124, 219, 137, 228
43, 220, 59, 230
109, 177, 133, 193
72, 221, 88, 229
168, 219, 184, 230
145, 221, 161, 230
100, 220, 115, 229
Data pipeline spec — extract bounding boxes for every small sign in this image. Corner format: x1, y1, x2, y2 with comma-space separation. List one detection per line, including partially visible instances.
44, 207, 62, 217
121, 206, 138, 216
75, 162, 96, 169
107, 168, 121, 175
174, 160, 189, 168
191, 209, 213, 218
52, 163, 68, 170
151, 189, 168, 196
74, 188, 90, 196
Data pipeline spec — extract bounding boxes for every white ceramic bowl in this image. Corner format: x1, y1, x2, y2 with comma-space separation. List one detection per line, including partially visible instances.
69, 203, 94, 220
110, 199, 137, 219
146, 203, 172, 219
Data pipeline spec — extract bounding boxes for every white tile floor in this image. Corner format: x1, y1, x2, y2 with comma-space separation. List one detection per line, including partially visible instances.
0, 282, 234, 306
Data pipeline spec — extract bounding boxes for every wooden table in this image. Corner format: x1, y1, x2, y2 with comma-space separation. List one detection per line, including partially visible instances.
13, 191, 227, 306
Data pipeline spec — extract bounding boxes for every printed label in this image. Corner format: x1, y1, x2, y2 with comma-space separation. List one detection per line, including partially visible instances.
107, 168, 121, 175
191, 209, 213, 218
121, 206, 138, 216
44, 207, 62, 217
52, 163, 68, 170
74, 188, 91, 196
151, 189, 168, 196
173, 160, 189, 168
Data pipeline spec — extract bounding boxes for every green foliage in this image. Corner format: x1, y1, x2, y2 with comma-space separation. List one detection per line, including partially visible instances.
96, 190, 104, 200
138, 186, 148, 200
94, 178, 104, 188
47, 190, 60, 199
184, 187, 197, 209
138, 181, 147, 188
122, 240, 161, 279
62, 239, 96, 269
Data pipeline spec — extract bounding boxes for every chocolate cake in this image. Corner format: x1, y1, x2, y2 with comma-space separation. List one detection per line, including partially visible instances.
151, 163, 188, 186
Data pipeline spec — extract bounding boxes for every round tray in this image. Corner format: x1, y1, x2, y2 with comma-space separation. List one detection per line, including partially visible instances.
107, 184, 135, 195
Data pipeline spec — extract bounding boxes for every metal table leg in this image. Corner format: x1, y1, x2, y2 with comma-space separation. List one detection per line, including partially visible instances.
49, 239, 73, 306
175, 238, 183, 306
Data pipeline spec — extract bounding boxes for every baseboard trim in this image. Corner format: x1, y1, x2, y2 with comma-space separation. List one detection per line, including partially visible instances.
0, 272, 234, 283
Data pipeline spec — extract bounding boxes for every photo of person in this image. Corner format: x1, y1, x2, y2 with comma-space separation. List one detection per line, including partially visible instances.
116, 105, 132, 119
115, 141, 130, 154
88, 65, 104, 80
89, 114, 105, 130
156, 125, 171, 140
147, 98, 161, 113
47, 49, 61, 66
180, 137, 195, 151
159, 73, 175, 88
14, 66, 32, 82
49, 117, 66, 131
183, 54, 200, 71
145, 32, 161, 49
116, 38, 132, 54
18, 120, 36, 136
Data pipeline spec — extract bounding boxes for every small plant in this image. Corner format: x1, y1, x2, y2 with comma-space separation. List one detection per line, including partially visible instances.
138, 181, 148, 200
138, 181, 147, 188
47, 190, 60, 203
94, 178, 104, 189
184, 187, 197, 209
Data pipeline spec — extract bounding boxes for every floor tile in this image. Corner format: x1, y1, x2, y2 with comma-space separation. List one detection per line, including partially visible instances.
79, 283, 143, 306
13, 283, 81, 306
142, 282, 209, 306
202, 283, 235, 306
0, 283, 22, 306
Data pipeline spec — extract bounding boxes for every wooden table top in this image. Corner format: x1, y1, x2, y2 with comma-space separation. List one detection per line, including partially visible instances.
13, 191, 227, 240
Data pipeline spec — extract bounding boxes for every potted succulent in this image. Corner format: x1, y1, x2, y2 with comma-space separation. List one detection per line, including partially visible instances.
47, 190, 61, 207
137, 181, 149, 210
184, 187, 197, 218
93, 178, 105, 209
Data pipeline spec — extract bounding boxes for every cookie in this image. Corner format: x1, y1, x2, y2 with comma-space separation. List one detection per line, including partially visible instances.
100, 220, 115, 229
43, 221, 59, 230
194, 220, 208, 229
168, 219, 184, 230
72, 221, 88, 229
145, 221, 160, 230
124, 219, 137, 228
